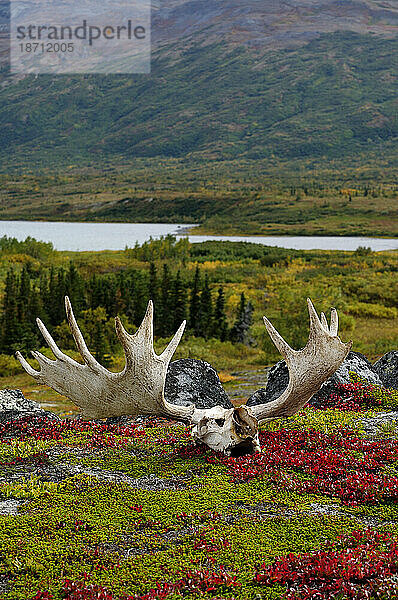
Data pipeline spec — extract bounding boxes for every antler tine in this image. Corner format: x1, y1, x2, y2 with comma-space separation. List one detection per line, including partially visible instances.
159, 319, 186, 365
248, 299, 352, 424
263, 316, 294, 362
115, 300, 155, 366
36, 316, 78, 365
16, 307, 86, 379
115, 299, 186, 367
134, 299, 154, 347
15, 351, 41, 379
320, 312, 329, 332
113, 300, 193, 419
330, 307, 338, 336
307, 298, 325, 336
65, 296, 108, 375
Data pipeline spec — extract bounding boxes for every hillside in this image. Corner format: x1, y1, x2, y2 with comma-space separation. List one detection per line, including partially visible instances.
0, 0, 397, 231
1, 32, 397, 164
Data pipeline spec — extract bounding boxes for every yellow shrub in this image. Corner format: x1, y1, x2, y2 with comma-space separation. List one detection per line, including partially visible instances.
347, 301, 398, 319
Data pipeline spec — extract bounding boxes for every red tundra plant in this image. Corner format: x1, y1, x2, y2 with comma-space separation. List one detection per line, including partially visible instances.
254, 529, 398, 600
0, 415, 141, 442
311, 381, 384, 412
128, 567, 239, 599
0, 415, 190, 450
31, 567, 240, 600
0, 451, 49, 466
63, 579, 114, 600
211, 429, 398, 505
31, 577, 114, 600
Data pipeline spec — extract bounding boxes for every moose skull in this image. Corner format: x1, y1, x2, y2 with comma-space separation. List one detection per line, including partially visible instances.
191, 406, 260, 456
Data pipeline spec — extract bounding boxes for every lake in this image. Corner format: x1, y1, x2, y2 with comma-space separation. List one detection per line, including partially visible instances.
0, 220, 397, 252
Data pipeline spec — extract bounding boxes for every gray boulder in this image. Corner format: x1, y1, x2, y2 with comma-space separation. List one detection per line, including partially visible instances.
246, 360, 288, 407
246, 351, 383, 408
355, 412, 398, 438
0, 389, 59, 424
373, 351, 398, 390
329, 351, 382, 387
165, 359, 233, 410
0, 389, 42, 413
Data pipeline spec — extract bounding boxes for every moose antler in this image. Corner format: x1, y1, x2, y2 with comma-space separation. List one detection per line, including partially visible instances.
16, 297, 351, 455
16, 297, 194, 421
247, 299, 352, 423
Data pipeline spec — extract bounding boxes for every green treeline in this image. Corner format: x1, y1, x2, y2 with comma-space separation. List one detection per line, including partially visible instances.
0, 261, 252, 358
0, 235, 54, 259
1, 234, 396, 368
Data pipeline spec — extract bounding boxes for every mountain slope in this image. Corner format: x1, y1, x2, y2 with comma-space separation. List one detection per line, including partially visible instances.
0, 33, 397, 164
0, 1, 397, 176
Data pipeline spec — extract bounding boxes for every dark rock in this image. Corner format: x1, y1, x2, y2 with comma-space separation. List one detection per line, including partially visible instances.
246, 351, 383, 407
354, 412, 398, 438
246, 360, 288, 407
0, 388, 42, 413
165, 359, 233, 410
0, 388, 59, 425
373, 351, 398, 390
312, 351, 383, 405
330, 351, 382, 387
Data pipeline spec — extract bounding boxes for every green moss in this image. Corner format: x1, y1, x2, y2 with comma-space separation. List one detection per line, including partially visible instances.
261, 406, 375, 436
1, 407, 397, 599
0, 467, 358, 599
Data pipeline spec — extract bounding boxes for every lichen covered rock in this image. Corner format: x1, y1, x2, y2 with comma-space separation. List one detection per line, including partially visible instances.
165, 358, 233, 409
246, 361, 288, 407
0, 388, 58, 423
373, 351, 398, 390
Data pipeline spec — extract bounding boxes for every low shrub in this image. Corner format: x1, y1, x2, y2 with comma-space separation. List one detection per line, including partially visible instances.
254, 528, 398, 599
311, 378, 398, 412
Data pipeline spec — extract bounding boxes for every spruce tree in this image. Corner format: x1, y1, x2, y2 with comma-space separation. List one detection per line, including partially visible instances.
124, 271, 136, 324
199, 274, 213, 339
158, 264, 172, 336
214, 286, 228, 341
65, 262, 86, 315
88, 274, 100, 310
103, 277, 118, 317
18, 266, 40, 350
148, 262, 158, 305
189, 265, 201, 335
115, 271, 127, 315
45, 267, 60, 325
230, 293, 246, 343
172, 270, 187, 331
133, 271, 150, 327
230, 293, 254, 345
39, 269, 50, 323
148, 262, 159, 333
92, 312, 112, 368
17, 266, 31, 324
1, 268, 20, 353
25, 283, 42, 349
54, 268, 67, 325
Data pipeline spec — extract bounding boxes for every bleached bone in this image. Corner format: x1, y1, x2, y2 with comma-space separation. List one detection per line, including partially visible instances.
247, 299, 352, 423
16, 297, 193, 421
16, 297, 351, 455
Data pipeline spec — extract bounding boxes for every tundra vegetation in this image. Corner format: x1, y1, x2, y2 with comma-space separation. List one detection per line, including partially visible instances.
0, 236, 397, 599
0, 163, 397, 237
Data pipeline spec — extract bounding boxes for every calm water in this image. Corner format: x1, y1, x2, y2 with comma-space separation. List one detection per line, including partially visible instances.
0, 220, 397, 252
